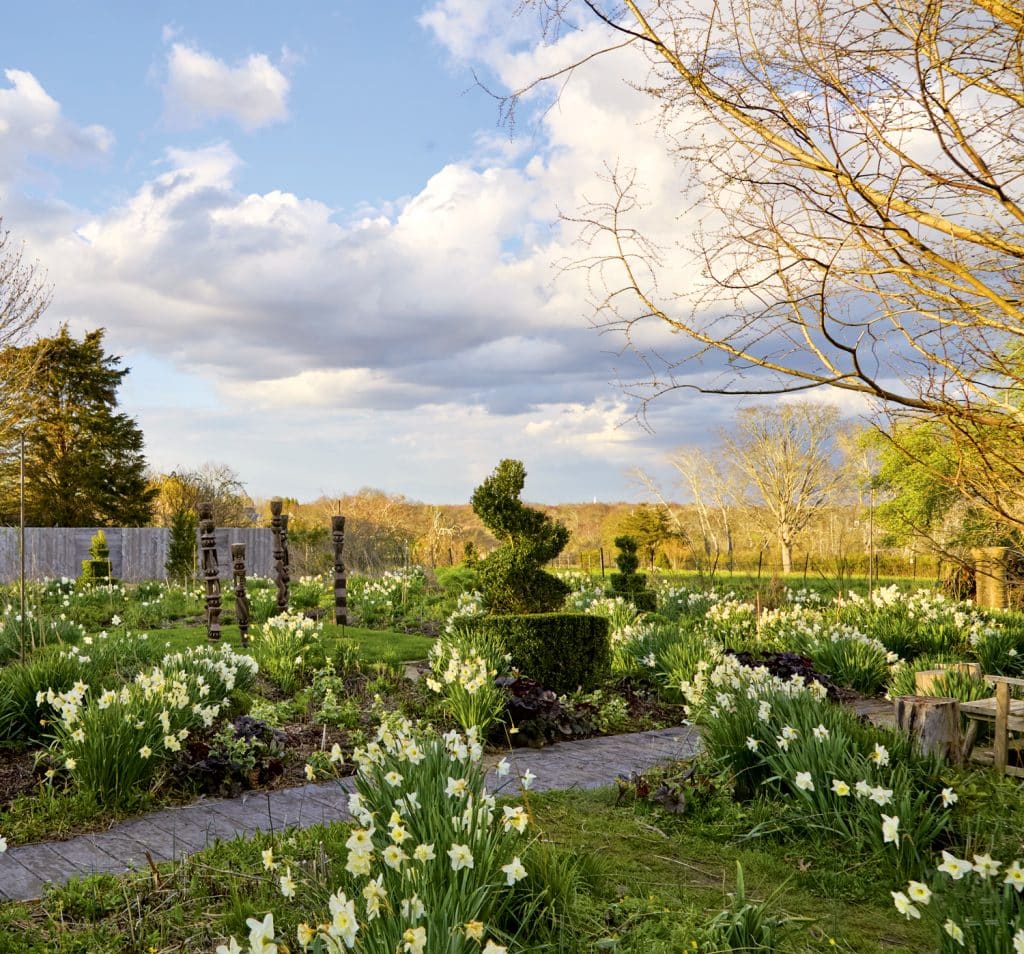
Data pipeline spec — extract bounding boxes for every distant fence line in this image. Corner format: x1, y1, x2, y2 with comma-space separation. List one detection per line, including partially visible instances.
0, 528, 275, 583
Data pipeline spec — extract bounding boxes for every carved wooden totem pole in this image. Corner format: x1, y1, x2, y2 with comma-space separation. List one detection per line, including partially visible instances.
231, 542, 251, 647
331, 515, 348, 625
280, 513, 291, 609
270, 498, 289, 615
198, 502, 221, 641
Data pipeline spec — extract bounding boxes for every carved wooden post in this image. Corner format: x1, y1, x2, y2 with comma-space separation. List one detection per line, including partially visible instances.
198, 502, 221, 642
231, 542, 251, 648
332, 515, 348, 625
280, 513, 291, 610
270, 498, 288, 616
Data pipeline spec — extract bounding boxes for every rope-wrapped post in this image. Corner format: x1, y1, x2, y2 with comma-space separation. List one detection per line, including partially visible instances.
231, 542, 251, 648
198, 501, 221, 642
270, 498, 289, 616
331, 515, 348, 625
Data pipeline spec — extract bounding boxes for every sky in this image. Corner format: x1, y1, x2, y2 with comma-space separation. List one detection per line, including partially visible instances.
0, 1, 861, 504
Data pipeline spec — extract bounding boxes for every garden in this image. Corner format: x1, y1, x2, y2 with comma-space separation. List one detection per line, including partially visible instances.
1, 460, 1024, 952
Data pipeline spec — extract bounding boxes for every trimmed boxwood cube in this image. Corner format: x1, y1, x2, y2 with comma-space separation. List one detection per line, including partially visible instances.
469, 612, 610, 695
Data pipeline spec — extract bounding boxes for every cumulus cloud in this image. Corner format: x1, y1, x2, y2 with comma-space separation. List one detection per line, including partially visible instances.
0, 69, 112, 180
2, 5, 869, 499
163, 42, 290, 131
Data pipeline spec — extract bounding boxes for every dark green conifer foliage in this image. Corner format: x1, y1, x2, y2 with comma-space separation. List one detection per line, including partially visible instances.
0, 326, 156, 526
470, 459, 570, 613
166, 508, 198, 586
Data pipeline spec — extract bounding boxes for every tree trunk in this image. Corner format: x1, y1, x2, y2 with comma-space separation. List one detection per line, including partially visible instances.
894, 695, 962, 763
780, 535, 793, 574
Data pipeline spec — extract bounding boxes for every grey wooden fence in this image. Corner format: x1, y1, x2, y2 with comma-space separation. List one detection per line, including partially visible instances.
0, 528, 275, 583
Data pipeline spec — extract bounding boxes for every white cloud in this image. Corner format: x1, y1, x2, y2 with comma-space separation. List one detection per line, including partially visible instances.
0, 69, 112, 180
6, 6, 864, 501
163, 42, 290, 131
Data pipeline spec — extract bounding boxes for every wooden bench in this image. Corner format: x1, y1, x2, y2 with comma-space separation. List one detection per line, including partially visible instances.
960, 675, 1024, 777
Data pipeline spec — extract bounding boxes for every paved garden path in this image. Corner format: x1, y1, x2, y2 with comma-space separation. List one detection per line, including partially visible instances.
0, 726, 701, 903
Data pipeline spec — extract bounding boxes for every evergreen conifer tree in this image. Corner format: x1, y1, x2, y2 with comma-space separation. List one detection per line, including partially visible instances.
0, 326, 156, 525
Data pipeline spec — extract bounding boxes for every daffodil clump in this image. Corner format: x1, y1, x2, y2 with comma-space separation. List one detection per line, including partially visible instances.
42, 644, 257, 807
837, 586, 986, 659
216, 715, 532, 954
348, 568, 427, 629
892, 849, 1024, 952
250, 611, 327, 694
684, 655, 951, 879
427, 626, 508, 736
560, 572, 605, 613
443, 591, 485, 635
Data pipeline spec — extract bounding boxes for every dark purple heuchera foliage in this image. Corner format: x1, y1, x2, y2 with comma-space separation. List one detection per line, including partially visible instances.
727, 649, 840, 701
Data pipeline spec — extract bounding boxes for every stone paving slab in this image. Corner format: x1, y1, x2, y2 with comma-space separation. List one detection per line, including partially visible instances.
0, 725, 700, 903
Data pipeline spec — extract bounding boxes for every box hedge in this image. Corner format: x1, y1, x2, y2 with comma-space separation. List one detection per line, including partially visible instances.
469, 612, 610, 694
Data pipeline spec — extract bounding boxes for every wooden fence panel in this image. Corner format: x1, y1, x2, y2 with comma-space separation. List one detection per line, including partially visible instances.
0, 528, 275, 583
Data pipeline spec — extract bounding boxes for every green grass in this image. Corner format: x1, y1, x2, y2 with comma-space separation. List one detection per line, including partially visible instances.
0, 786, 936, 953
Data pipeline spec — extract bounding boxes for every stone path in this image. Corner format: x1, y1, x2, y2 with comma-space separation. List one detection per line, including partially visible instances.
0, 726, 701, 903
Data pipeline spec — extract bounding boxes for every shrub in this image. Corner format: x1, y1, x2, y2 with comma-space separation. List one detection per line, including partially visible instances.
608, 535, 656, 612
470, 459, 569, 614
468, 613, 610, 695
165, 509, 198, 587
79, 530, 114, 586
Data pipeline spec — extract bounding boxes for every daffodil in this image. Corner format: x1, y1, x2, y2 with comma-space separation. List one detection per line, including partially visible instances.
891, 891, 919, 919
1004, 860, 1024, 892
502, 856, 527, 885
403, 926, 427, 954
973, 853, 1001, 878
448, 843, 474, 871
937, 850, 973, 880
942, 919, 965, 946
413, 842, 436, 862
881, 814, 900, 844
906, 881, 930, 904
830, 779, 850, 797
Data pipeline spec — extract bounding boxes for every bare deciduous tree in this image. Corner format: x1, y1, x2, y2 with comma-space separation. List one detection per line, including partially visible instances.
519, 0, 1024, 529
0, 218, 51, 444
150, 463, 252, 528
722, 403, 845, 573
667, 448, 738, 571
